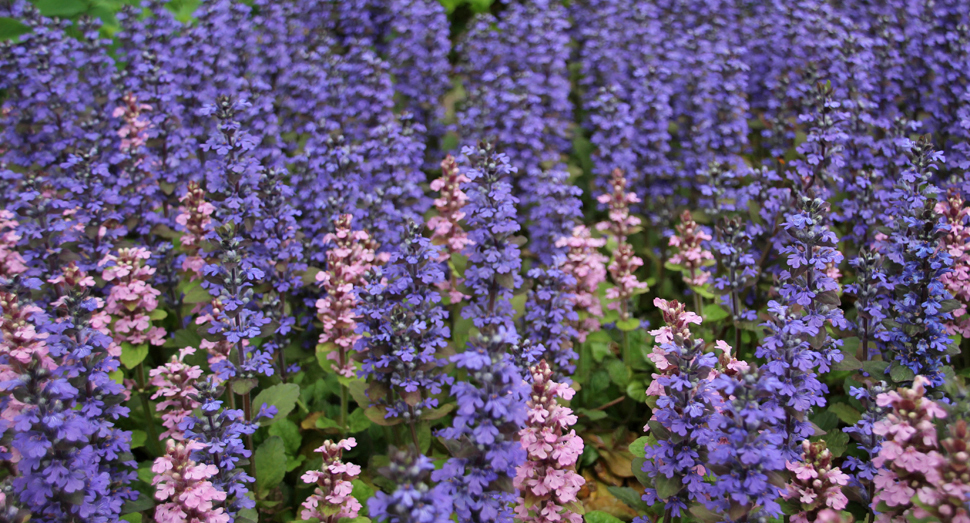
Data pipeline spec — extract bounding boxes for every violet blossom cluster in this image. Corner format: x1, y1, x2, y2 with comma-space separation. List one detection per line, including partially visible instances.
883, 138, 954, 386
5, 265, 136, 523
640, 298, 721, 516
456, 0, 581, 257
356, 221, 453, 426
369, 447, 454, 523
181, 379, 260, 519
434, 144, 528, 523
757, 194, 846, 458
522, 266, 579, 378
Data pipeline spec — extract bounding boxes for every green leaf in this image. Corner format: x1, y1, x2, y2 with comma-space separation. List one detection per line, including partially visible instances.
589, 340, 612, 363
172, 329, 202, 349
606, 486, 651, 512
825, 431, 850, 458
121, 492, 155, 515
252, 383, 301, 426
316, 416, 341, 429
862, 360, 889, 378
631, 457, 651, 487
0, 17, 30, 40
576, 408, 608, 421
606, 359, 630, 388
702, 303, 729, 321
121, 514, 142, 523
129, 430, 147, 449
615, 318, 641, 331
232, 378, 258, 396
255, 436, 286, 495
268, 419, 302, 454
149, 308, 168, 321
810, 410, 839, 432
34, 0, 90, 17
655, 474, 683, 499
347, 407, 371, 433
120, 342, 149, 369
584, 510, 624, 523
628, 436, 652, 458
182, 284, 211, 304
236, 508, 258, 523
890, 364, 916, 383
829, 403, 862, 426
351, 479, 375, 515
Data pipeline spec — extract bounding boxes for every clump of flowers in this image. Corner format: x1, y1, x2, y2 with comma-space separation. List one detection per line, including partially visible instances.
428, 154, 472, 261
176, 181, 215, 276
884, 138, 953, 386
668, 210, 714, 287
316, 214, 378, 378
0, 210, 27, 279
523, 266, 579, 377
434, 144, 527, 523
113, 92, 152, 152
149, 347, 204, 441
369, 447, 454, 523
936, 188, 970, 336
152, 439, 229, 523
555, 225, 607, 342
514, 360, 585, 523
705, 367, 787, 520
784, 440, 850, 523
182, 379, 259, 518
356, 221, 452, 433
96, 247, 166, 349
870, 376, 970, 522
641, 298, 720, 516
596, 168, 647, 321
300, 438, 362, 523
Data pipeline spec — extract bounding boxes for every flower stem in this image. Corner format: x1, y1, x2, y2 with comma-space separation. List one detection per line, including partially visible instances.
340, 384, 348, 432
136, 361, 161, 456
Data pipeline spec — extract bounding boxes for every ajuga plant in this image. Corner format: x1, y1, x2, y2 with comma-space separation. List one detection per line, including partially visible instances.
434, 144, 528, 523
369, 447, 454, 523
639, 298, 720, 518
883, 137, 955, 386
356, 220, 453, 447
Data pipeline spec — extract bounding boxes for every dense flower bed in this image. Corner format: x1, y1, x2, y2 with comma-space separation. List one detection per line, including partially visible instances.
0, 1, 969, 522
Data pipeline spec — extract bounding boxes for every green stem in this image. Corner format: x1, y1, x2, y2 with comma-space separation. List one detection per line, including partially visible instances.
621, 329, 631, 366
136, 362, 161, 456
340, 384, 348, 432
242, 391, 255, 482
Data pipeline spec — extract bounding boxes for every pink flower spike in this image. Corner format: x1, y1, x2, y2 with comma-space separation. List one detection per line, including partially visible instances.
514, 360, 585, 523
